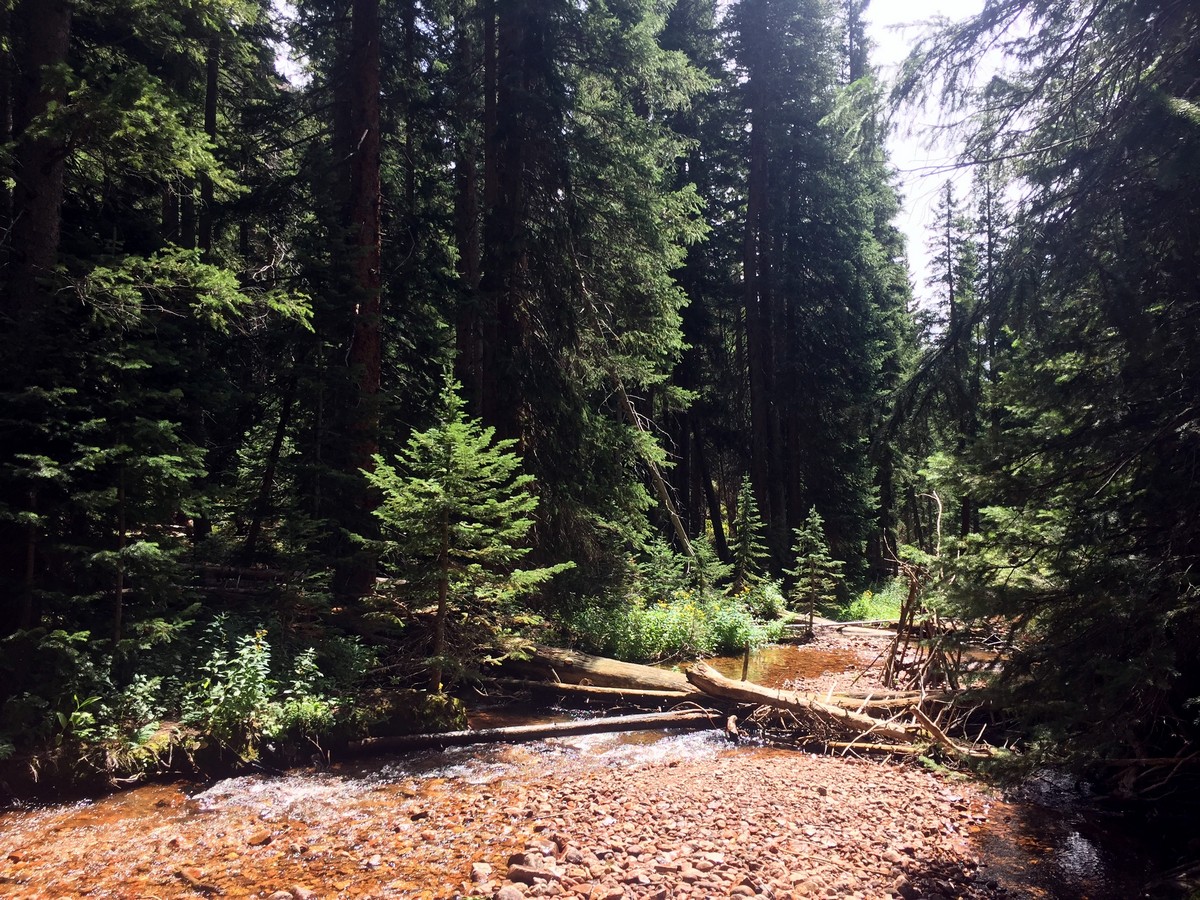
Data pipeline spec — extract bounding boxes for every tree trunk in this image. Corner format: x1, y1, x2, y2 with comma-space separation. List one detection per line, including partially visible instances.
693, 423, 731, 563
2, 0, 71, 631
198, 35, 219, 257
431, 506, 450, 692
505, 645, 693, 693
613, 379, 692, 556
335, 0, 383, 600
743, 71, 773, 531
6, 0, 71, 326
242, 378, 298, 563
112, 468, 127, 644
494, 678, 715, 708
0, 0, 12, 246
687, 662, 920, 745
480, 0, 529, 443
453, 0, 484, 410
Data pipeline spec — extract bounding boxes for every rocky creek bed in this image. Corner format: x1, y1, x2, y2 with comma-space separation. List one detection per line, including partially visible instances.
0, 631, 1162, 899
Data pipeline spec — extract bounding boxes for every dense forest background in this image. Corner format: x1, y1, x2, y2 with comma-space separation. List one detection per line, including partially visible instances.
1, 0, 1197, 775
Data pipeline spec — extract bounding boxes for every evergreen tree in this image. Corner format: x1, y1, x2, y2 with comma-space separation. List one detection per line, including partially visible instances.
786, 507, 843, 636
899, 0, 1200, 760
365, 377, 569, 691
731, 474, 769, 592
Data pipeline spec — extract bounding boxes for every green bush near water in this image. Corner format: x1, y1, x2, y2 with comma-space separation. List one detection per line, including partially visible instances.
0, 616, 376, 779
835, 578, 907, 622
566, 589, 785, 663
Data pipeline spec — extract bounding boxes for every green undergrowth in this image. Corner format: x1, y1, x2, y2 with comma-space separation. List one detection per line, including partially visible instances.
561, 539, 787, 663
565, 590, 786, 663
823, 577, 906, 623
0, 615, 462, 798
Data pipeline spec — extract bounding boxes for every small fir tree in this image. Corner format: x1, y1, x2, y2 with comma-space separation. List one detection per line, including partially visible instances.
732, 474, 770, 591
365, 377, 569, 692
787, 507, 844, 637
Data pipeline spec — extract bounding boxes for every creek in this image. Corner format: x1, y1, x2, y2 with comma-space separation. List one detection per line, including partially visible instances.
0, 643, 1180, 899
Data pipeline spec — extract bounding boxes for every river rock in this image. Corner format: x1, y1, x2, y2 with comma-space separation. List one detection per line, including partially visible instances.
509, 863, 560, 884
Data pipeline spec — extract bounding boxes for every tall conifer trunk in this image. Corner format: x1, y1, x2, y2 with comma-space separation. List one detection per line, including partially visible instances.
7, 0, 71, 326
198, 35, 219, 257
3, 0, 71, 632
0, 0, 11, 247
333, 0, 383, 599
742, 59, 776, 538
481, 0, 534, 444
453, 2, 485, 410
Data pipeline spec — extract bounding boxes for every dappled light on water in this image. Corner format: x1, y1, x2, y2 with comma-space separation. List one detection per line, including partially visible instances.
706, 643, 864, 688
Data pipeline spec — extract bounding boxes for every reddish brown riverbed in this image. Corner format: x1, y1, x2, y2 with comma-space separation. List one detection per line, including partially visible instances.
0, 631, 1156, 899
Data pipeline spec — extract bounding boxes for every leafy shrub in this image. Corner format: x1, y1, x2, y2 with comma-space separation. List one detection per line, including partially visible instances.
841, 578, 907, 622
742, 580, 786, 619
179, 618, 342, 761
563, 536, 786, 662
567, 591, 783, 663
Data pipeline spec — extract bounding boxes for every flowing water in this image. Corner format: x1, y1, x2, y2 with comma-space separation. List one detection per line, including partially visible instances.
0, 731, 730, 899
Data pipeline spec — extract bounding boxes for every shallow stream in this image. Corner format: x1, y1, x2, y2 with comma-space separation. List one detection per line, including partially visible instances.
0, 644, 1178, 899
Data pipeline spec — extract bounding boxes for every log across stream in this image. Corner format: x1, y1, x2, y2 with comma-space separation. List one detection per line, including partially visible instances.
353, 642, 981, 758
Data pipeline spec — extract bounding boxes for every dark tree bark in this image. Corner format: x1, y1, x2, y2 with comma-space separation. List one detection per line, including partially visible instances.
242, 378, 298, 564
6, 0, 71, 326
480, 0, 530, 443
336, 0, 383, 599
741, 58, 783, 552
198, 35, 219, 257
452, 6, 485, 410
1, 0, 71, 633
693, 422, 731, 563
0, 0, 11, 246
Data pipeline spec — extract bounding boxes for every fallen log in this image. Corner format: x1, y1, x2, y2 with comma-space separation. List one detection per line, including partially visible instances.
837, 626, 898, 637
823, 741, 923, 754
687, 662, 921, 745
494, 677, 715, 707
821, 688, 935, 701
822, 691, 955, 714
805, 618, 897, 629
910, 705, 974, 756
504, 645, 693, 693
346, 709, 721, 755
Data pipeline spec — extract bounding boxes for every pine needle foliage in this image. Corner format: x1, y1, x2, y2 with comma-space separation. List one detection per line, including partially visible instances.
365, 377, 570, 691
786, 507, 844, 635
731, 474, 770, 591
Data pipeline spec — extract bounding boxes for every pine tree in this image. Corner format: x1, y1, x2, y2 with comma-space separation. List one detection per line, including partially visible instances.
898, 0, 1200, 760
365, 377, 569, 692
731, 474, 769, 592
786, 507, 843, 637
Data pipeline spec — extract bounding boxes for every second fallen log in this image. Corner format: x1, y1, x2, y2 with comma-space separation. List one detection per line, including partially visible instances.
347, 708, 721, 755
686, 662, 920, 745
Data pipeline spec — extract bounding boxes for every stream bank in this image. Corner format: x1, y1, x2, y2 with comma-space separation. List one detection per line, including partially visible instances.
0, 631, 1182, 898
